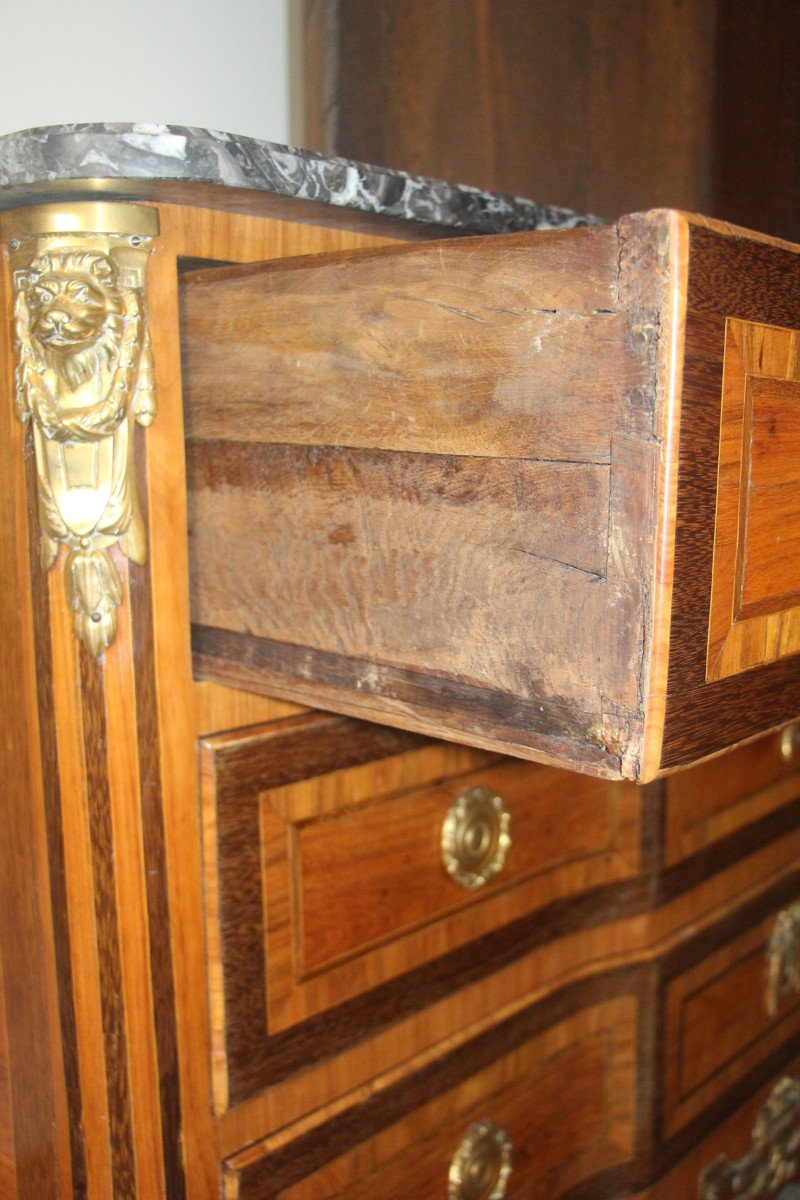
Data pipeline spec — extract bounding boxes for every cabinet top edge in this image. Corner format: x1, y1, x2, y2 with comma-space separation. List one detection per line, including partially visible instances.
0, 122, 600, 235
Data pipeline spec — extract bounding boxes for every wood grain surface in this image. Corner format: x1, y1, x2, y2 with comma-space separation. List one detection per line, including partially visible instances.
199, 706, 800, 1173
201, 712, 640, 1110
305, 0, 800, 241
146, 203, 408, 1199
185, 210, 800, 780
225, 987, 639, 1199
8, 187, 800, 1200
0, 199, 410, 1200
184, 213, 675, 780
707, 317, 800, 680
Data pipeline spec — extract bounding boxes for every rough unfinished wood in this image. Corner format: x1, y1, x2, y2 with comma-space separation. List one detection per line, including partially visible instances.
183, 210, 800, 781
183, 215, 673, 781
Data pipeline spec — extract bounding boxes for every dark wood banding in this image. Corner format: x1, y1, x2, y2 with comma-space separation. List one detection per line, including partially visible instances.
129, 554, 186, 1200
29, 486, 87, 1200
78, 651, 136, 1199
227, 966, 646, 1199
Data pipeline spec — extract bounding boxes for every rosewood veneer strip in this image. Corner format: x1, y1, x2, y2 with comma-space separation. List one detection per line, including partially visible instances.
78, 651, 137, 1198
27, 454, 87, 1200
130, 554, 187, 1200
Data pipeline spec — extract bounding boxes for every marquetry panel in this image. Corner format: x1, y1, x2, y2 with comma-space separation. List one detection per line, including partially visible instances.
200, 712, 639, 1112
661, 221, 800, 771
708, 318, 800, 680
223, 990, 638, 1200
663, 881, 800, 1140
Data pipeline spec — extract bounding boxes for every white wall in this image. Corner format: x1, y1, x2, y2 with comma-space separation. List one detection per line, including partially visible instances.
0, 0, 292, 143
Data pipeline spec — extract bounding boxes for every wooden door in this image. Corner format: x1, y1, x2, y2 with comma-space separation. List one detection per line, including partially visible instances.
302, 0, 800, 241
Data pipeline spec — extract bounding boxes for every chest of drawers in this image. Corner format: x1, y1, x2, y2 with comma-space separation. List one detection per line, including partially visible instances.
2, 124, 800, 1199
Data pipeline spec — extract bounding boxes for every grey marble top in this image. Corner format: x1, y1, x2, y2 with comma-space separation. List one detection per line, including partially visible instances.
0, 123, 597, 235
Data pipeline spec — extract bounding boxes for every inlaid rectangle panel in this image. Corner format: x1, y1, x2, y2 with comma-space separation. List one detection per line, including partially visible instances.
662, 221, 800, 770
663, 887, 800, 1139
224, 990, 638, 1200
200, 712, 639, 1112
707, 317, 800, 680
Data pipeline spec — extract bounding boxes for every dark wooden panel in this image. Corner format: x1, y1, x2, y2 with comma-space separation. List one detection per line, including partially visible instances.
308, 0, 718, 220
712, 0, 800, 242
313, 0, 497, 196
306, 0, 800, 240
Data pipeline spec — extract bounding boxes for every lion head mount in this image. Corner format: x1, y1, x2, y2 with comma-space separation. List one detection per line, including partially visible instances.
26, 249, 124, 383
16, 247, 155, 442
13, 241, 156, 655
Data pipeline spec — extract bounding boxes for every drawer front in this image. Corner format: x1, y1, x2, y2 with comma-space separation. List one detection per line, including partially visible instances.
663, 724, 800, 868
697, 1074, 800, 1200
224, 987, 638, 1200
632, 1061, 800, 1199
661, 226, 800, 774
663, 874, 800, 1141
201, 712, 639, 1112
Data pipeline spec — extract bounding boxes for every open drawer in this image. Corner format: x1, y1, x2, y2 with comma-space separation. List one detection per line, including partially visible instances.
180, 210, 800, 781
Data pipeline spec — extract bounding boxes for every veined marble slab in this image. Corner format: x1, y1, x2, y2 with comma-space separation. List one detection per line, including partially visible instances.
0, 122, 598, 233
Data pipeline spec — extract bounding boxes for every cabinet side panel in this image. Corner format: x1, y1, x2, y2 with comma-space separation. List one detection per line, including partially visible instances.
0, 240, 64, 1198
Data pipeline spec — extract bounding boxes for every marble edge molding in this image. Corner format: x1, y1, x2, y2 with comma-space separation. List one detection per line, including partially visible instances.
0, 122, 599, 233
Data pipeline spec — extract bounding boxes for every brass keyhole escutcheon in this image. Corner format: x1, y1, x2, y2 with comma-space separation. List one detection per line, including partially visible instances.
448, 1120, 512, 1200
441, 787, 511, 890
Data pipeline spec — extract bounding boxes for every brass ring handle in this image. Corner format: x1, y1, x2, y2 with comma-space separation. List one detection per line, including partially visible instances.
766, 904, 800, 1017
441, 787, 511, 890
698, 1076, 800, 1198
448, 1120, 512, 1200
781, 725, 800, 762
